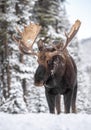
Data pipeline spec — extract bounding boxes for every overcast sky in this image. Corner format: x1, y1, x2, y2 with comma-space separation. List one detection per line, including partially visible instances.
65, 0, 91, 40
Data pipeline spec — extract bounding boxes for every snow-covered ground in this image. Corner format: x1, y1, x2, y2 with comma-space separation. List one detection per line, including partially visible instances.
0, 112, 91, 130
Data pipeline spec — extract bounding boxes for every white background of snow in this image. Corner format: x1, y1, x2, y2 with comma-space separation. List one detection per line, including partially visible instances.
0, 112, 91, 130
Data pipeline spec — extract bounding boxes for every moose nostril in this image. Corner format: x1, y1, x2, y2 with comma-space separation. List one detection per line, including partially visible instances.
34, 82, 44, 87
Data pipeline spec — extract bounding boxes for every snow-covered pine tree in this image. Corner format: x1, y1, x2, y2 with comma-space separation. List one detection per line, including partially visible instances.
0, 0, 37, 113
0, 0, 9, 103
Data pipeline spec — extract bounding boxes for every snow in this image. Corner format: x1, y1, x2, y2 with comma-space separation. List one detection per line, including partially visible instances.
0, 112, 91, 130
79, 39, 91, 67
76, 38, 91, 113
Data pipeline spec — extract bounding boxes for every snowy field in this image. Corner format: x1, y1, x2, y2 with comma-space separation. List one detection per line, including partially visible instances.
0, 112, 91, 130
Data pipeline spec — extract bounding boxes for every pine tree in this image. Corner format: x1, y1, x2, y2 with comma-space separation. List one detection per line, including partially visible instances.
0, 0, 35, 113
0, 0, 10, 104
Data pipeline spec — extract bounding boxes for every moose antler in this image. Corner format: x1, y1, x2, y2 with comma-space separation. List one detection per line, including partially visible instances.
13, 22, 41, 53
62, 19, 81, 51
13, 20, 81, 67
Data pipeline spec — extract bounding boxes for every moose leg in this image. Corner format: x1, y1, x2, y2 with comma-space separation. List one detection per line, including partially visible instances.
72, 84, 77, 113
45, 89, 56, 114
64, 89, 73, 113
55, 94, 61, 114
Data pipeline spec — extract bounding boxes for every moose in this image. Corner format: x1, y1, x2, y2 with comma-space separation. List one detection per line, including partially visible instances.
13, 20, 81, 114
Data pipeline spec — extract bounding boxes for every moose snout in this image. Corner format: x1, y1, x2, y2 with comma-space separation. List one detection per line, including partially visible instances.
34, 81, 44, 87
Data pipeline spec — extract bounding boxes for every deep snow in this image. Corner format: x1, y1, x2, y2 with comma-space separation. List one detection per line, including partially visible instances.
0, 112, 91, 130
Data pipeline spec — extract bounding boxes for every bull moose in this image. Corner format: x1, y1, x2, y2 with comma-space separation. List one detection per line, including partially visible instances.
13, 20, 81, 114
